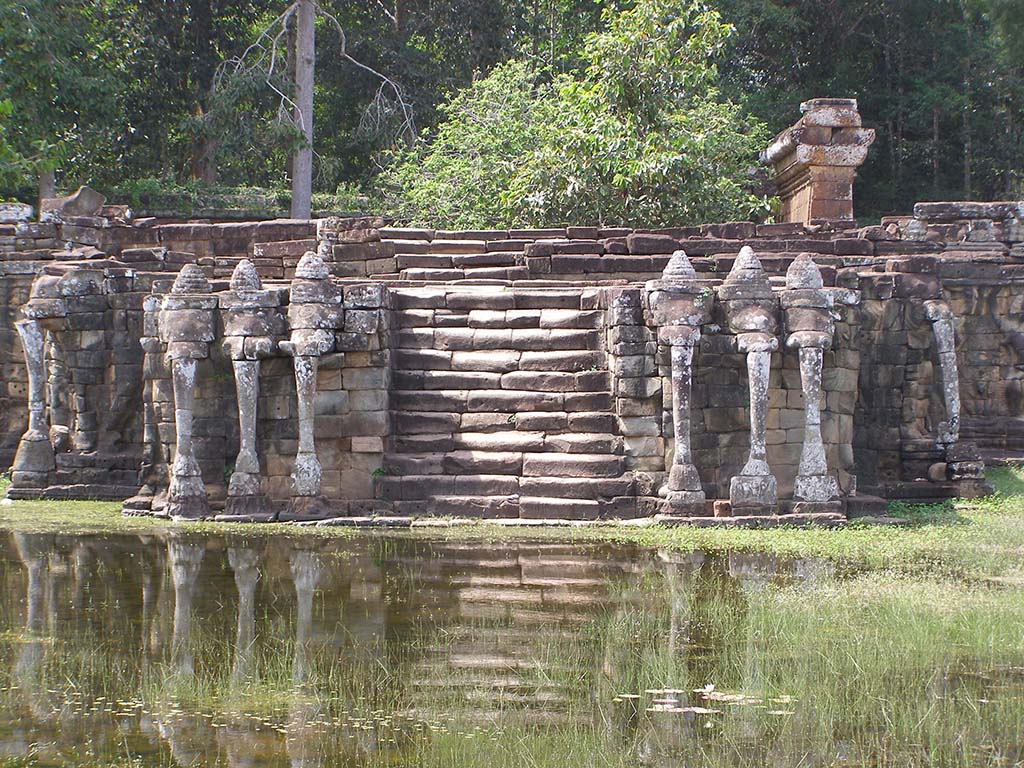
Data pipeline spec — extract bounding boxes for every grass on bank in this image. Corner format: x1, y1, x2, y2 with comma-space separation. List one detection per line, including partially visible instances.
1, 469, 1023, 767
1, 467, 1024, 581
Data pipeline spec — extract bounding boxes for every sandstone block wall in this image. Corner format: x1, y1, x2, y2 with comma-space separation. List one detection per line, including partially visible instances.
4, 200, 1024, 520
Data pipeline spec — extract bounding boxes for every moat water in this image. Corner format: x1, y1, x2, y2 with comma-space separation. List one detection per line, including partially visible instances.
0, 527, 1021, 767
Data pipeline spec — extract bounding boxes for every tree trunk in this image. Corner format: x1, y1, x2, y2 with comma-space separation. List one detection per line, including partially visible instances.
963, 75, 972, 199
962, 8, 973, 199
189, 0, 217, 183
1006, 99, 1016, 198
285, 10, 297, 181
290, 0, 315, 220
38, 170, 55, 207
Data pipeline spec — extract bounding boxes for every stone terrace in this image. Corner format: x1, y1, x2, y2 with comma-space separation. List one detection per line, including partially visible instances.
2, 99, 1020, 525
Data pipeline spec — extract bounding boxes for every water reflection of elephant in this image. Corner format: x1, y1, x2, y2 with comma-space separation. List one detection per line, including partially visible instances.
13, 532, 57, 723
168, 534, 205, 677
288, 548, 324, 768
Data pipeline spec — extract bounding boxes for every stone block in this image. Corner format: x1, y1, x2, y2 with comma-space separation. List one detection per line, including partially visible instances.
521, 453, 621, 478
351, 436, 383, 453
627, 233, 680, 254
343, 367, 387, 390
451, 350, 520, 372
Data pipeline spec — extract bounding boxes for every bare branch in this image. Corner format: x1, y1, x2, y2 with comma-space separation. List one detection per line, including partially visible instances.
210, 0, 416, 174
314, 2, 417, 146
371, 0, 398, 29
213, 3, 301, 127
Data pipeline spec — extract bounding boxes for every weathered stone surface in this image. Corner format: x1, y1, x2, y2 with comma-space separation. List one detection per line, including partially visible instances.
627, 233, 680, 254
40, 186, 106, 219
2, 161, 1005, 524
0, 202, 33, 223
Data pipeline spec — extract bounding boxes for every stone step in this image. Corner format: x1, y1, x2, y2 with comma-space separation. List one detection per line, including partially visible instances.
381, 450, 624, 478
393, 327, 603, 352
391, 287, 587, 311
392, 348, 606, 373
390, 431, 622, 455
452, 251, 522, 268
378, 474, 518, 500
396, 253, 454, 270
391, 388, 613, 414
393, 409, 618, 435
377, 474, 633, 502
519, 476, 634, 499
519, 496, 603, 519
546, 253, 671, 274
464, 267, 531, 280
395, 255, 531, 276
397, 267, 528, 281
392, 495, 521, 517
395, 308, 603, 330
392, 369, 610, 393
400, 267, 464, 280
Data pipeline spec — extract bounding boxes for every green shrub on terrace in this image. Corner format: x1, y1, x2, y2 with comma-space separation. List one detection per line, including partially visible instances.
382, 0, 772, 228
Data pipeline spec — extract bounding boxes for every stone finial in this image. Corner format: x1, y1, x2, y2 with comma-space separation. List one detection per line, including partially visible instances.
230, 259, 262, 293
295, 251, 329, 280
785, 252, 824, 290
720, 246, 777, 332
725, 246, 765, 284
662, 249, 697, 282
720, 246, 774, 303
171, 264, 211, 295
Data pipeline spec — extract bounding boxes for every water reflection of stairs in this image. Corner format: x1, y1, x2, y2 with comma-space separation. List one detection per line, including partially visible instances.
394, 542, 650, 724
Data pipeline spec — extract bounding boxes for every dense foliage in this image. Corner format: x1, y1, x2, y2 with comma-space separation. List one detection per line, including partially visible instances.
382, 2, 769, 227
1, 0, 1022, 220
714, 0, 1024, 218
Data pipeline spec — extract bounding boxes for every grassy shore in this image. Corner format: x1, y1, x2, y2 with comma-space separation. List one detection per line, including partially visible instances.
2, 468, 1024, 580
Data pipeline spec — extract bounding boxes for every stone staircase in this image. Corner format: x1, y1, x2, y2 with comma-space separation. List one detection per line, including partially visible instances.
377, 287, 634, 518
393, 237, 531, 281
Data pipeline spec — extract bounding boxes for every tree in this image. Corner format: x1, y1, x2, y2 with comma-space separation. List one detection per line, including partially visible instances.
712, 0, 1024, 215
382, 0, 769, 227
0, 0, 117, 202
0, 100, 64, 199
212, 1, 412, 218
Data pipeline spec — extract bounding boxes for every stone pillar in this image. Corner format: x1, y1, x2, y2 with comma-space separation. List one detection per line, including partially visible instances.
923, 300, 961, 448
159, 265, 216, 520
761, 98, 875, 224
129, 294, 171, 513
45, 334, 71, 451
280, 252, 341, 520
10, 319, 55, 488
219, 260, 284, 521
646, 250, 714, 514
922, 299, 988, 495
782, 253, 840, 505
720, 247, 779, 511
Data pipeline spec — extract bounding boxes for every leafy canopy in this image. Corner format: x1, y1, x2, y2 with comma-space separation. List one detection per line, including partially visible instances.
383, 0, 770, 228
0, 100, 64, 198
